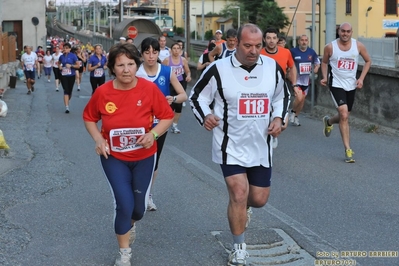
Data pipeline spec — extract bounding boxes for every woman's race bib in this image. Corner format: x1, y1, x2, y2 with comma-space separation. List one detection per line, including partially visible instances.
94, 68, 104, 77
61, 67, 71, 76
109, 128, 145, 152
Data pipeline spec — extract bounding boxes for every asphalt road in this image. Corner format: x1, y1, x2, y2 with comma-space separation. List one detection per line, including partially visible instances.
0, 73, 398, 266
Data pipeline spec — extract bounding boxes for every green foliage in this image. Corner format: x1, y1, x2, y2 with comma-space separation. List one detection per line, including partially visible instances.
175, 27, 184, 36
256, 1, 290, 32
205, 30, 214, 40
219, 3, 247, 29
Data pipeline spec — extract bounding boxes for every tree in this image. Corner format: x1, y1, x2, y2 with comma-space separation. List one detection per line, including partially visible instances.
256, 1, 290, 32
235, 0, 289, 32
219, 4, 248, 29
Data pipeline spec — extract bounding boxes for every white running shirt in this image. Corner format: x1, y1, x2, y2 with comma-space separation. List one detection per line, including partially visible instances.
52, 52, 61, 68
329, 38, 359, 91
21, 52, 38, 71
190, 53, 289, 167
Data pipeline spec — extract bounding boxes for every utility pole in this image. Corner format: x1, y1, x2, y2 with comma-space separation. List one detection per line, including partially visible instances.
93, 0, 96, 33
201, 0, 204, 41
310, 0, 316, 110
185, 0, 191, 57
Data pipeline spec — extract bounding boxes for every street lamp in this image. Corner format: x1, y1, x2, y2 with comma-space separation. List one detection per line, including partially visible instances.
233, 6, 240, 29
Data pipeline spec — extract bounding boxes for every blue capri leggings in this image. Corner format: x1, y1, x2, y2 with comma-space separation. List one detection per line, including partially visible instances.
101, 154, 156, 235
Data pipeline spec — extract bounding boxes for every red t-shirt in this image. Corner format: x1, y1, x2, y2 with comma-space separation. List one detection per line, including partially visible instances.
83, 78, 174, 161
260, 47, 294, 74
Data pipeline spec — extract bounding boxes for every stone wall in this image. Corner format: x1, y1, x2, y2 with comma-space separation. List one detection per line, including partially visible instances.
310, 65, 399, 131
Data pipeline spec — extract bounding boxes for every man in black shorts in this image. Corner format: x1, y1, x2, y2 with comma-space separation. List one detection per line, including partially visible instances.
320, 22, 371, 163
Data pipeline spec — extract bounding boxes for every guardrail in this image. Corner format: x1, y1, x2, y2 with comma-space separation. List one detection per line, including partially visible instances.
358, 37, 398, 68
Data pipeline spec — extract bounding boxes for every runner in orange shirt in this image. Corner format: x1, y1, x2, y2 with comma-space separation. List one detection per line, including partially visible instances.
260, 28, 297, 146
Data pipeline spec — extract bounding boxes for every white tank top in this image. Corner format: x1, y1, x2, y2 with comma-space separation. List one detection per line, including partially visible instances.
329, 38, 359, 91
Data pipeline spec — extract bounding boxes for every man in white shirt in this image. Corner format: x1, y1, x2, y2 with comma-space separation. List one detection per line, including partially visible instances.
158, 36, 170, 62
190, 24, 289, 266
21, 46, 38, 94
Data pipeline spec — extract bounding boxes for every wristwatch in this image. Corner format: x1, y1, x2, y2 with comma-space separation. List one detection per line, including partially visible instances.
173, 96, 177, 103
293, 84, 299, 88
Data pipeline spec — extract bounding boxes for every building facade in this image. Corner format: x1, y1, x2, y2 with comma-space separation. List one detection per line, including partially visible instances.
1, 0, 47, 55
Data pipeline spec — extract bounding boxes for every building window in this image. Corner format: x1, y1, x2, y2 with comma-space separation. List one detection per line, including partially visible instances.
346, 0, 351, 14
385, 0, 398, 15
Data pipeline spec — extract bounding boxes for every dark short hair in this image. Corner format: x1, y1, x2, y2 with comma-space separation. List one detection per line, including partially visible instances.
263, 28, 279, 38
126, 37, 133, 41
170, 42, 180, 50
278, 36, 286, 42
107, 43, 141, 76
63, 43, 72, 48
176, 39, 184, 47
141, 37, 160, 52
226, 28, 237, 39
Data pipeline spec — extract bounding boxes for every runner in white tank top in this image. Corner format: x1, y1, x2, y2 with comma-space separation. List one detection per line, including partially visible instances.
329, 38, 359, 91
320, 22, 371, 163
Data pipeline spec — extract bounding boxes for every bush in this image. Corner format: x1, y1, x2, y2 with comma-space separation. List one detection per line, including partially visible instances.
175, 27, 184, 36
204, 30, 213, 40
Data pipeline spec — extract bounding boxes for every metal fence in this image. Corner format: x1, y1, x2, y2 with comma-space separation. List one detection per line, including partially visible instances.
47, 23, 116, 52
358, 37, 398, 68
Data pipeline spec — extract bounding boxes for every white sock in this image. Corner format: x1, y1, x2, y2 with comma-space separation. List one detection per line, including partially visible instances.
120, 247, 131, 254
173, 123, 177, 127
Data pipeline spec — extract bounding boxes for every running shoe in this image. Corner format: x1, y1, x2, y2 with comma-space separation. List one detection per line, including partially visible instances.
128, 224, 136, 246
114, 250, 132, 266
182, 101, 186, 107
245, 207, 253, 229
47, 79, 50, 83
323, 116, 333, 137
147, 195, 157, 211
228, 243, 249, 266
27, 90, 31, 95
289, 112, 295, 124
77, 85, 81, 91
56, 87, 59, 92
345, 149, 355, 163
171, 125, 181, 134
31, 85, 34, 92
65, 107, 70, 114
294, 116, 300, 126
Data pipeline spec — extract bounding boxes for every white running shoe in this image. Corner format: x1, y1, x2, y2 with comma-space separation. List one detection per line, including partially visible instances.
228, 243, 249, 266
147, 196, 157, 211
114, 250, 132, 266
289, 112, 295, 124
245, 207, 253, 229
293, 116, 300, 126
182, 101, 186, 107
47, 79, 50, 83
77, 85, 81, 91
128, 224, 136, 245
171, 125, 181, 134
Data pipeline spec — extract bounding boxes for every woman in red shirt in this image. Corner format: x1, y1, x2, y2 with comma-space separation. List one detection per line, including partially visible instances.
83, 43, 174, 266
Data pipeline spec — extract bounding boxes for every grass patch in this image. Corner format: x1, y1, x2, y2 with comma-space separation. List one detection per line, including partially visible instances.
365, 124, 379, 133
